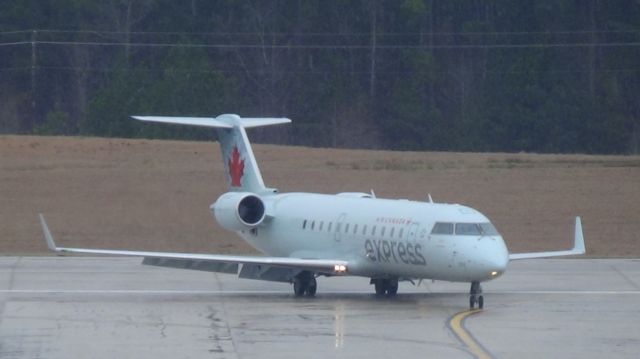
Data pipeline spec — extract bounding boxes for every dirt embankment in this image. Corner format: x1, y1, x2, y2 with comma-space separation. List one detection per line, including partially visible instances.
1, 135, 639, 257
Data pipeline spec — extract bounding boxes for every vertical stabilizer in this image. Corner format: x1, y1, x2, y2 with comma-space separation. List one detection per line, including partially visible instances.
133, 114, 291, 193
215, 114, 288, 193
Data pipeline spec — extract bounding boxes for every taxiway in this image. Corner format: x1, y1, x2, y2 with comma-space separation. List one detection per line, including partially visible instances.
0, 257, 638, 358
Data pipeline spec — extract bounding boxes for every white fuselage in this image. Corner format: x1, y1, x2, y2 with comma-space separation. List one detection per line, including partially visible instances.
217, 193, 510, 283
41, 115, 581, 304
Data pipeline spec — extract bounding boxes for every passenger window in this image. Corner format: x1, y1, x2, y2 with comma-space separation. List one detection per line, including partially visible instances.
431, 222, 454, 235
303, 220, 307, 229
311, 221, 315, 230
319, 221, 324, 231
372, 226, 377, 236
336, 222, 341, 233
398, 228, 404, 238
455, 223, 481, 236
390, 227, 395, 238
345, 223, 350, 233
353, 224, 358, 235
362, 225, 367, 236
328, 222, 333, 232
381, 227, 386, 237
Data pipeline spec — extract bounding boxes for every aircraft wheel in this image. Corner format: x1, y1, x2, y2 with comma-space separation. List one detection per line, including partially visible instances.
387, 280, 398, 296
293, 279, 307, 297
306, 278, 317, 297
469, 281, 482, 309
374, 280, 386, 295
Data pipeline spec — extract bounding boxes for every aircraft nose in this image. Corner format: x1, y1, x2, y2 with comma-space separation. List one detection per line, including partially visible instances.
489, 247, 509, 271
483, 236, 509, 279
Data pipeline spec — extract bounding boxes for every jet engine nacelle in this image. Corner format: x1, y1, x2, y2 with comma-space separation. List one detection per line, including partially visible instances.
212, 192, 266, 231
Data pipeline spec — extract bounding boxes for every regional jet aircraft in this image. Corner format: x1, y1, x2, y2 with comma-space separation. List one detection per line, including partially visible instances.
40, 114, 585, 308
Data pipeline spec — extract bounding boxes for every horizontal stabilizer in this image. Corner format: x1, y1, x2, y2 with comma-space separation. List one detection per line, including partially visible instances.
237, 117, 292, 128
132, 116, 232, 128
509, 216, 585, 260
132, 114, 291, 129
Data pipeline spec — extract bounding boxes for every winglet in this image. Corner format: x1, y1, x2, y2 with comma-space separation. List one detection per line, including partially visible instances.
39, 214, 60, 252
508, 216, 586, 260
573, 216, 585, 254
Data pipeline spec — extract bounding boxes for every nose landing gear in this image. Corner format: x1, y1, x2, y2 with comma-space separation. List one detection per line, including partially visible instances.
469, 281, 483, 309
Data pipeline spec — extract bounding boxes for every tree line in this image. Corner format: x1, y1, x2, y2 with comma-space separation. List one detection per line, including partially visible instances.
0, 0, 638, 154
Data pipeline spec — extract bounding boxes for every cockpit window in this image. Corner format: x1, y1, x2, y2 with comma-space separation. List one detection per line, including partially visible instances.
479, 223, 499, 236
431, 222, 454, 235
455, 223, 481, 235
455, 223, 500, 236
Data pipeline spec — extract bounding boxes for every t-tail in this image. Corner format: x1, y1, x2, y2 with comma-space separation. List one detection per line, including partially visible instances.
133, 114, 290, 194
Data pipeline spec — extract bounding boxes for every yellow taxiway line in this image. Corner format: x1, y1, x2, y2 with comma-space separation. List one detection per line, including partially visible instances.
448, 309, 493, 359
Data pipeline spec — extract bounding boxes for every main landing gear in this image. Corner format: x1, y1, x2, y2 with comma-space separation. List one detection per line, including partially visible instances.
371, 278, 398, 296
469, 281, 484, 309
293, 271, 317, 297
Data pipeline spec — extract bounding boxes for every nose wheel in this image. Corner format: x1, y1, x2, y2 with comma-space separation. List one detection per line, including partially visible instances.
469, 281, 483, 309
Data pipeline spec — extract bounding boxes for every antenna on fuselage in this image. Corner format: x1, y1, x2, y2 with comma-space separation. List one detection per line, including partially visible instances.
427, 194, 434, 203
370, 189, 376, 198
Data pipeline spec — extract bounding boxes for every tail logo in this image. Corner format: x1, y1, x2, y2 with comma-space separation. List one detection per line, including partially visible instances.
228, 146, 245, 187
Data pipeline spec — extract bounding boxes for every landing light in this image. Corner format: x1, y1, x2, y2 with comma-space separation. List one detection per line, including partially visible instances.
490, 271, 499, 277
334, 264, 347, 273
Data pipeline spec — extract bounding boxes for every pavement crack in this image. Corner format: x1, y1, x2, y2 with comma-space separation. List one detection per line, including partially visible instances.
0, 257, 21, 326
7, 257, 21, 291
212, 273, 241, 358
158, 317, 167, 338
610, 264, 640, 290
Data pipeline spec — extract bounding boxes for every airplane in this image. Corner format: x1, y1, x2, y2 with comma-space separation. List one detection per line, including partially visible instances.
39, 114, 586, 309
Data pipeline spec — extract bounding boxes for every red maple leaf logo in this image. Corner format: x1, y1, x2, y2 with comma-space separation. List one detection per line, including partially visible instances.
228, 146, 244, 187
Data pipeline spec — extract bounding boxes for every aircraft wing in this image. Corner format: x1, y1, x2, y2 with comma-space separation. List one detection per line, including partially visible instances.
508, 216, 585, 260
39, 214, 348, 275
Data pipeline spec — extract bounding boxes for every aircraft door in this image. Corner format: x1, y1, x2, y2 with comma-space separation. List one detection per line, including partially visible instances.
335, 213, 347, 242
407, 223, 420, 241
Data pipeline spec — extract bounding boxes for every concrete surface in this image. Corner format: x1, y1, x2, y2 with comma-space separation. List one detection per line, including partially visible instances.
0, 257, 639, 358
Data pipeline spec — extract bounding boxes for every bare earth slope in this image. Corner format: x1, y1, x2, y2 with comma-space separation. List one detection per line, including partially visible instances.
1, 135, 639, 256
